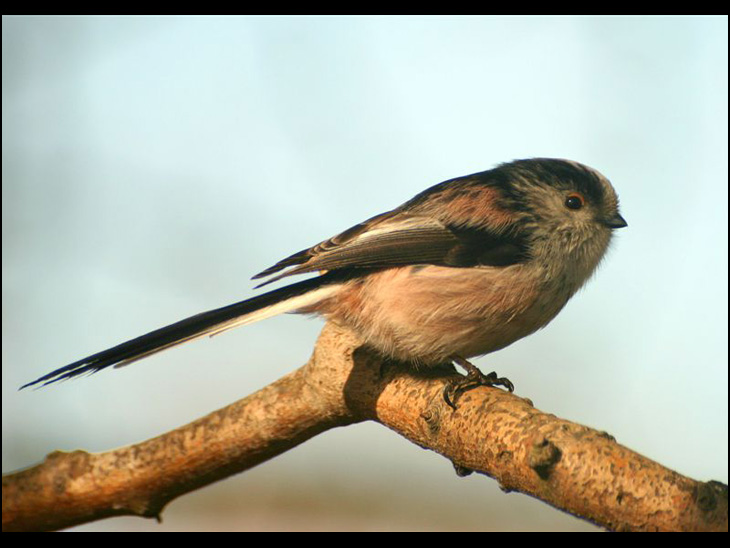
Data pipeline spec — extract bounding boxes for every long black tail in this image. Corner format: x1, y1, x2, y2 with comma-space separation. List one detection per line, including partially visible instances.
21, 273, 342, 389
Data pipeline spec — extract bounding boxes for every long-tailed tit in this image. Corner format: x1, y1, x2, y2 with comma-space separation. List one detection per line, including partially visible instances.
22, 158, 627, 405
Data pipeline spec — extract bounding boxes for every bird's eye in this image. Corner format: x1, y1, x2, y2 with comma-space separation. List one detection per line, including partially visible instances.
564, 193, 585, 210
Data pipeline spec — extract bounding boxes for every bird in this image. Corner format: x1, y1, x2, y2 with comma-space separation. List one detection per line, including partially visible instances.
21, 158, 627, 406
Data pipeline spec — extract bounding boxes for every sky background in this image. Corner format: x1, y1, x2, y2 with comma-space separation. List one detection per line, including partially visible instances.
3, 16, 727, 531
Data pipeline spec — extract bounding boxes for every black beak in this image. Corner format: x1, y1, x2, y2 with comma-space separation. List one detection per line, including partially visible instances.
604, 213, 628, 229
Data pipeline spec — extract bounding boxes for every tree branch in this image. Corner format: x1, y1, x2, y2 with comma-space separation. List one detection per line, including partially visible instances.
3, 322, 727, 532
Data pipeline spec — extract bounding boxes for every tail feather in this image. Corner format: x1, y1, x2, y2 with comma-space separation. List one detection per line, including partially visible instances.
20, 274, 342, 389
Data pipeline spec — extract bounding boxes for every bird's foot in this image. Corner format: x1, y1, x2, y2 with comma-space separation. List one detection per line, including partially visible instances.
443, 356, 514, 410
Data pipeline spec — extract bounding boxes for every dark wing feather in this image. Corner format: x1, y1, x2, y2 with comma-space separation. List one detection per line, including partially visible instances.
253, 211, 528, 287
252, 211, 398, 281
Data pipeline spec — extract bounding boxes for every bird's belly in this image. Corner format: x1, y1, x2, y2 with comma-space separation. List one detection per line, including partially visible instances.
320, 265, 568, 367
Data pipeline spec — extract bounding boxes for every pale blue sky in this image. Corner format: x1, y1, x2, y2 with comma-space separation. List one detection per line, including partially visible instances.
3, 16, 727, 531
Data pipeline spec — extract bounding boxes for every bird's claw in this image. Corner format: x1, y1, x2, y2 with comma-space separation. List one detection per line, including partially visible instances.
443, 357, 514, 410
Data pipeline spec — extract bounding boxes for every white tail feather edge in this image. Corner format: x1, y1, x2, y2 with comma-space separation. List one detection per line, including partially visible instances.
113, 283, 342, 368
205, 283, 342, 337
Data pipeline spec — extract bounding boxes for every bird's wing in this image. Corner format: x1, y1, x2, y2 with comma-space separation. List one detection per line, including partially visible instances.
252, 210, 528, 287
